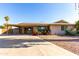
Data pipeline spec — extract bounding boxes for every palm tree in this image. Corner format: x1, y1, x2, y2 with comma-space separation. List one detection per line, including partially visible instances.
75, 20, 79, 33
4, 16, 9, 24
4, 16, 9, 34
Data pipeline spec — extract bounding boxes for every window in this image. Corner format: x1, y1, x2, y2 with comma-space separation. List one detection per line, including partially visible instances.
61, 26, 67, 31
37, 26, 49, 35
41, 27, 45, 29
37, 26, 46, 31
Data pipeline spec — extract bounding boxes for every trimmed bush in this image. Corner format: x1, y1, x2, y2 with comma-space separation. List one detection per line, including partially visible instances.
0, 25, 5, 29
64, 29, 76, 36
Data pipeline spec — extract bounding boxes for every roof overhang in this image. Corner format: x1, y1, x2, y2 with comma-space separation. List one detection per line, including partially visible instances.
6, 23, 75, 27
6, 23, 49, 27
50, 23, 75, 26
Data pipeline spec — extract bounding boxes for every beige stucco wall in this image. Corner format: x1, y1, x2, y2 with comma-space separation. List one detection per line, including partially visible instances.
50, 25, 75, 35
67, 25, 75, 30
50, 25, 65, 35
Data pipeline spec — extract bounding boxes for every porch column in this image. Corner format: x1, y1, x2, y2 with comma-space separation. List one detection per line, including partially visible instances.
6, 26, 12, 34
22, 27, 24, 34
8, 26, 13, 34
49, 25, 52, 35
32, 27, 37, 35
5, 25, 9, 34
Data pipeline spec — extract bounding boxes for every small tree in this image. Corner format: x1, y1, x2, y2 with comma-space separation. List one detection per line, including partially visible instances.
75, 20, 79, 33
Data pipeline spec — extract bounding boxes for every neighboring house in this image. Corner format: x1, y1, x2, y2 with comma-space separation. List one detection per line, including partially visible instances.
0, 26, 5, 35
1, 20, 75, 35
0, 28, 2, 34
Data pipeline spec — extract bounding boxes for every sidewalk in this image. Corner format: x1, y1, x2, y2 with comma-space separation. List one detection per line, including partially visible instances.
0, 35, 77, 56
38, 35, 79, 40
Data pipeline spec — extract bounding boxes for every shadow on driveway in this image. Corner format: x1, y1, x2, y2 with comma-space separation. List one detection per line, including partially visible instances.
0, 39, 48, 48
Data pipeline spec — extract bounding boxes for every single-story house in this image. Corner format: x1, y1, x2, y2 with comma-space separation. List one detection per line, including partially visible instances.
1, 20, 75, 35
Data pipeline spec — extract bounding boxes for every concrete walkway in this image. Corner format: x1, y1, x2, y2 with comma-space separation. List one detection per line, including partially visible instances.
0, 35, 77, 56
38, 35, 79, 40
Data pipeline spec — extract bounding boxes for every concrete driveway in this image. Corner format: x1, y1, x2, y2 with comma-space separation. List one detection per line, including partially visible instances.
0, 35, 77, 56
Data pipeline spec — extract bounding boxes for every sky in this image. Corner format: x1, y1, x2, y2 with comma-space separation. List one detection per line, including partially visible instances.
0, 3, 78, 25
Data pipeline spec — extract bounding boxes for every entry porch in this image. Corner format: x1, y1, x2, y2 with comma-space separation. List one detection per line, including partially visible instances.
6, 24, 51, 35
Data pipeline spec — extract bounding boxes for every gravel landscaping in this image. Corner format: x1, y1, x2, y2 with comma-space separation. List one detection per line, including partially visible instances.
38, 35, 79, 55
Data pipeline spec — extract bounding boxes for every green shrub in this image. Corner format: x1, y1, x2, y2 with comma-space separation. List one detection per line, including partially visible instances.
64, 29, 76, 36
0, 25, 5, 29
